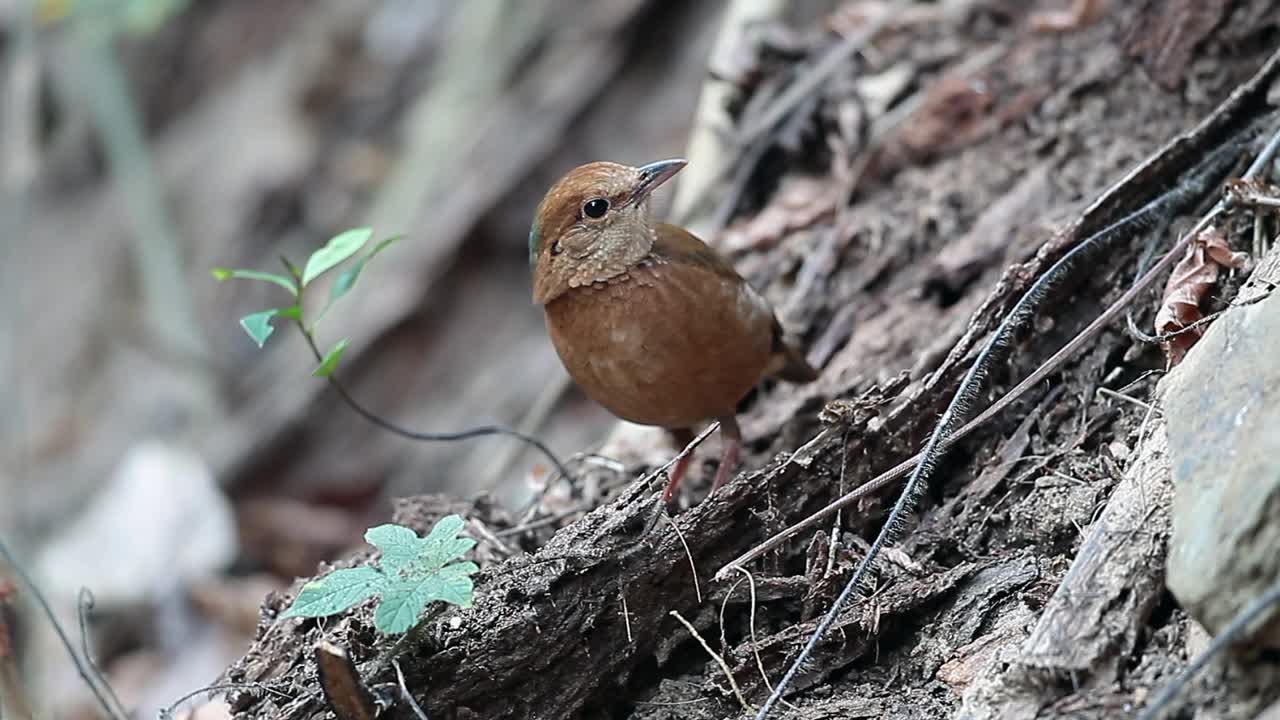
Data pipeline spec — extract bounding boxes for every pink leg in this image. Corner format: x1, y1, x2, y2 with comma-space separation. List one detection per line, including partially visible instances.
710, 416, 742, 493
661, 451, 694, 503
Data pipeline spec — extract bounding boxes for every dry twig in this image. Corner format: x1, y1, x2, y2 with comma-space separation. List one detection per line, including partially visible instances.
0, 538, 127, 720
669, 610, 751, 712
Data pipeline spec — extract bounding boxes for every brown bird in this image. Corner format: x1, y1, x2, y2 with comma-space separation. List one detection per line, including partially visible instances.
529, 159, 817, 502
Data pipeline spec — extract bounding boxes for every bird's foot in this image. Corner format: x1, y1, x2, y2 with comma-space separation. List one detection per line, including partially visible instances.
710, 435, 741, 493
661, 451, 694, 503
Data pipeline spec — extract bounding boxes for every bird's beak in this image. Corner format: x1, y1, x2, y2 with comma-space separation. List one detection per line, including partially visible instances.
630, 158, 687, 206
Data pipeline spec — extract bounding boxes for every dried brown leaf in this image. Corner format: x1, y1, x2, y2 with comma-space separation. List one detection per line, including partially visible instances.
896, 71, 994, 159
1154, 226, 1249, 366
315, 642, 378, 720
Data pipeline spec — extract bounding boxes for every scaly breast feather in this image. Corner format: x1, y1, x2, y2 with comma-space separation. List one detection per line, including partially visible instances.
543, 258, 775, 428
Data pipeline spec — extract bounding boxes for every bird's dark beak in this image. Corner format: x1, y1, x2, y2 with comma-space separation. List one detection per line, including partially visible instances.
630, 158, 687, 206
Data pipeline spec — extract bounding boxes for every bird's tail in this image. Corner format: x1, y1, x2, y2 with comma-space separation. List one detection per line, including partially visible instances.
769, 320, 819, 383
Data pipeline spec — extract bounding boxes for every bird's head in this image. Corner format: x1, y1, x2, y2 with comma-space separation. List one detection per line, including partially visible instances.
529, 158, 686, 304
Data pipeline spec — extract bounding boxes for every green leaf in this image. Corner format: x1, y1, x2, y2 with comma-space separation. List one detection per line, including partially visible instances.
368, 515, 477, 634
310, 235, 402, 329
239, 309, 279, 348
279, 516, 475, 634
312, 339, 349, 377
423, 561, 480, 607
328, 236, 402, 306
373, 578, 434, 634
211, 268, 297, 295
302, 227, 373, 287
365, 524, 424, 574
418, 514, 476, 566
122, 0, 189, 34
373, 561, 479, 634
278, 305, 303, 321
282, 566, 383, 619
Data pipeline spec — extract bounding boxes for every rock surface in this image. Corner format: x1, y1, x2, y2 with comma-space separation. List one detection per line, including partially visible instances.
1164, 285, 1280, 648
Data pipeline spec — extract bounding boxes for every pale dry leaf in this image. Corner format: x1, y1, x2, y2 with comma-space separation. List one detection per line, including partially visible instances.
1223, 177, 1280, 207
1030, 0, 1107, 33
1154, 226, 1249, 366
825, 0, 956, 37
855, 61, 915, 117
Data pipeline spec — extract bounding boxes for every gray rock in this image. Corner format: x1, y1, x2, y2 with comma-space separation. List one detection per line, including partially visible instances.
1164, 287, 1280, 648
32, 440, 236, 606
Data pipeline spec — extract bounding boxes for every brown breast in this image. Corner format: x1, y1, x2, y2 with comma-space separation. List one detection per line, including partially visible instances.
543, 257, 775, 429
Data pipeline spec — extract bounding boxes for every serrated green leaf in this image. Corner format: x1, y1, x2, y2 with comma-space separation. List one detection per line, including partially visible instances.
424, 514, 466, 543
312, 338, 349, 377
211, 268, 297, 295
372, 563, 477, 634
365, 523, 423, 573
302, 227, 373, 287
367, 515, 476, 633
278, 515, 475, 635
282, 566, 383, 619
418, 515, 475, 568
373, 578, 434, 634
239, 309, 278, 348
425, 562, 479, 607
372, 559, 479, 633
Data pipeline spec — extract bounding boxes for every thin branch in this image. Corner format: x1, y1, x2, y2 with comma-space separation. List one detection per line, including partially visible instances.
621, 593, 634, 643
665, 513, 702, 605
637, 423, 719, 488
729, 566, 795, 710
1095, 386, 1155, 413
1129, 286, 1274, 345
77, 590, 129, 720
825, 429, 849, 577
669, 610, 751, 712
735, 0, 904, 145
0, 538, 126, 720
393, 660, 430, 720
294, 320, 573, 482
160, 683, 295, 720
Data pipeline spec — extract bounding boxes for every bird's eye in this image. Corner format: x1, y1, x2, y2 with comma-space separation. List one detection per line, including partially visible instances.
582, 198, 609, 219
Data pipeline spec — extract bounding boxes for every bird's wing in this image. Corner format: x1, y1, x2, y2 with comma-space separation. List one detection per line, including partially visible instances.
650, 223, 744, 282
652, 223, 818, 383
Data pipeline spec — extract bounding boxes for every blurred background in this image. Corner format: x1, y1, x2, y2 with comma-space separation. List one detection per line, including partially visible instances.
0, 0, 830, 715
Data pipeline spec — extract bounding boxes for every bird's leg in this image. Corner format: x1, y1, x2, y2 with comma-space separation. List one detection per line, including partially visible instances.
662, 427, 697, 503
710, 416, 742, 493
